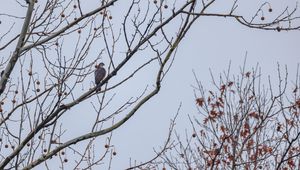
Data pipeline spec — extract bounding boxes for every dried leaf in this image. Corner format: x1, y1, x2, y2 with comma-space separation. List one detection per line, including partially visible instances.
196, 98, 205, 107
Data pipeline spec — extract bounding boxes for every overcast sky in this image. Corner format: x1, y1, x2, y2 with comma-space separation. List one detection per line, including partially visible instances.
1, 0, 300, 169
111, 1, 300, 169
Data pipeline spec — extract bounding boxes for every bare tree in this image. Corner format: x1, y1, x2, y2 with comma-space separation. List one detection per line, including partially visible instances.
150, 62, 300, 170
0, 0, 299, 169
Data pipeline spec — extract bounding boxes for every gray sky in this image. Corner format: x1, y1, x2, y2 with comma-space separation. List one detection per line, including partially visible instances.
1, 0, 300, 169
111, 2, 300, 169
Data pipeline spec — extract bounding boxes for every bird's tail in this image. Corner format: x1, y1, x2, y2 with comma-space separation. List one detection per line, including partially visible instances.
96, 85, 101, 93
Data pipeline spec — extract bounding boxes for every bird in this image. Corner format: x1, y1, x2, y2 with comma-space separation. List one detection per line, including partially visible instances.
94, 62, 106, 92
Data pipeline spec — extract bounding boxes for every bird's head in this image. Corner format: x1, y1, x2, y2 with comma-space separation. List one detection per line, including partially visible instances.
95, 62, 105, 68
99, 62, 105, 67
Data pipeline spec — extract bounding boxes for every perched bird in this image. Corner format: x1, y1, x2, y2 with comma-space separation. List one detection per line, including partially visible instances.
94, 62, 106, 92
